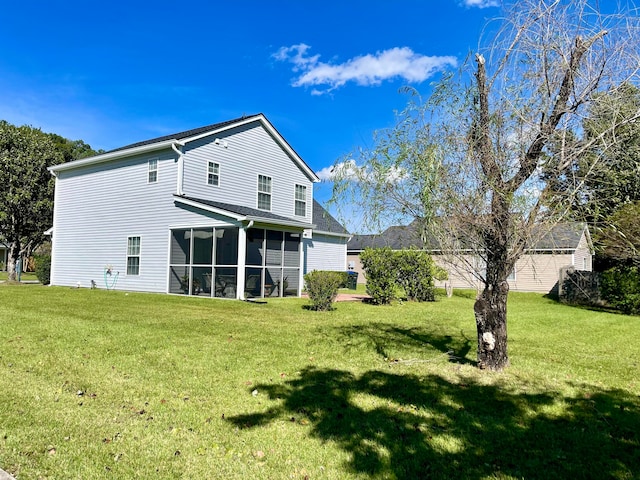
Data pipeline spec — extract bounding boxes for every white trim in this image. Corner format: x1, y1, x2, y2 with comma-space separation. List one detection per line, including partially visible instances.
257, 174, 272, 211
148, 158, 158, 184
49, 140, 182, 173
183, 114, 320, 183
173, 196, 315, 229
174, 196, 246, 221
207, 160, 220, 187
126, 235, 142, 276
294, 183, 307, 217
314, 230, 352, 238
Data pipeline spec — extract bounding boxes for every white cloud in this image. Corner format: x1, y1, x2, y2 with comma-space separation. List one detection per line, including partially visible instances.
316, 160, 361, 182
274, 44, 457, 94
461, 0, 499, 8
316, 160, 407, 183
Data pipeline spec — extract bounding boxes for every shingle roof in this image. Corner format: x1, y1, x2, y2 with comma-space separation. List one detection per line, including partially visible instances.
348, 221, 587, 252
178, 195, 313, 226
312, 200, 350, 235
108, 115, 260, 153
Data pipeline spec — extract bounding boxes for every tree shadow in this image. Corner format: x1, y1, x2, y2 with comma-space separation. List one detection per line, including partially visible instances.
228, 367, 640, 479
333, 322, 475, 365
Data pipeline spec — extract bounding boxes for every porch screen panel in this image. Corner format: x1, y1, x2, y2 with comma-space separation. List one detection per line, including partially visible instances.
283, 268, 299, 296
265, 267, 282, 297
192, 228, 213, 265
192, 266, 212, 296
246, 229, 264, 266
266, 230, 283, 266
169, 266, 189, 294
215, 228, 239, 266
245, 267, 262, 298
283, 232, 300, 267
215, 267, 237, 298
171, 229, 191, 264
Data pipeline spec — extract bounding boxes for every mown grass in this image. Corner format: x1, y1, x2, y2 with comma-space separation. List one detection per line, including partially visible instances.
0, 284, 638, 479
0, 271, 38, 282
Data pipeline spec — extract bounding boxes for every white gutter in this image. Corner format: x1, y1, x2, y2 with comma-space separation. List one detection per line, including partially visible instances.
48, 139, 179, 173
313, 229, 352, 238
171, 142, 185, 195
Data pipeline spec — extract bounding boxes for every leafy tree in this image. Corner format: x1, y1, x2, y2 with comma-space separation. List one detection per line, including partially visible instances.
47, 133, 104, 163
332, 1, 640, 370
579, 84, 640, 221
596, 201, 640, 269
0, 122, 64, 280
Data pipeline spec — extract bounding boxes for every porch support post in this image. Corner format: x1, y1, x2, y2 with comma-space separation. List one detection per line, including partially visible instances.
298, 234, 304, 297
237, 226, 247, 300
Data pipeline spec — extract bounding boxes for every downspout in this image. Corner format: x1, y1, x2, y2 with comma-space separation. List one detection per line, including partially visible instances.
171, 141, 185, 196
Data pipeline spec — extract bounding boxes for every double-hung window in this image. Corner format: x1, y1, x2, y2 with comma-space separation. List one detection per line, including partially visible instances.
207, 161, 220, 186
294, 184, 306, 216
258, 175, 272, 211
148, 159, 158, 183
127, 236, 141, 275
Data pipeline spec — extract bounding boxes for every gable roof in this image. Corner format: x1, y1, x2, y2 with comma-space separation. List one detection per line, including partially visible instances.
348, 221, 590, 253
49, 114, 320, 182
312, 200, 350, 237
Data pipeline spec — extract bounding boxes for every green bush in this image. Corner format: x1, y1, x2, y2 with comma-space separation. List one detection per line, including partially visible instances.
360, 247, 398, 305
34, 254, 51, 285
304, 270, 344, 311
394, 249, 445, 302
601, 266, 640, 315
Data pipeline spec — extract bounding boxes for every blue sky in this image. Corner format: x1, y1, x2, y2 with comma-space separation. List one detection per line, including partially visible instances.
0, 0, 499, 225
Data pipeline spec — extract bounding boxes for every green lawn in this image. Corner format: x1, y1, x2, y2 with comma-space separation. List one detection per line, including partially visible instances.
0, 271, 38, 282
1, 284, 638, 479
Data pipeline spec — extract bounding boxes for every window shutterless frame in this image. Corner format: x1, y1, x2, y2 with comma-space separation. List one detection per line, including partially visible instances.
127, 236, 141, 275
148, 159, 158, 183
294, 184, 306, 217
207, 161, 220, 186
257, 174, 272, 211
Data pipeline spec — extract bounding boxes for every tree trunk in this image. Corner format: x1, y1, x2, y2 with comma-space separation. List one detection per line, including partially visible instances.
474, 280, 509, 371
7, 240, 20, 282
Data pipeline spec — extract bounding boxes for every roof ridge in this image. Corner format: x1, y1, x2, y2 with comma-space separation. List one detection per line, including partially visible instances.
107, 113, 262, 153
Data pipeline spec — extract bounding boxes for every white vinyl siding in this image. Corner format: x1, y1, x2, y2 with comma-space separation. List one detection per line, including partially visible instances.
148, 159, 158, 183
207, 161, 220, 186
50, 119, 317, 293
127, 236, 141, 275
295, 184, 306, 217
257, 174, 272, 211
181, 123, 314, 222
303, 234, 347, 274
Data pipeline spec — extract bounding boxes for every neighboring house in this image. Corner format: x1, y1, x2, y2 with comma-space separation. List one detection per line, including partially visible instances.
347, 221, 593, 294
48, 114, 348, 299
0, 242, 7, 270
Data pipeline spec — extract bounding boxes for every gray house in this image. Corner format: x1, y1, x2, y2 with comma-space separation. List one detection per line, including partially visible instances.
48, 114, 349, 298
0, 242, 7, 270
348, 221, 593, 294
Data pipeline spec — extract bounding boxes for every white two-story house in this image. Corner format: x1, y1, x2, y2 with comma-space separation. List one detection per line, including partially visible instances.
48, 114, 350, 299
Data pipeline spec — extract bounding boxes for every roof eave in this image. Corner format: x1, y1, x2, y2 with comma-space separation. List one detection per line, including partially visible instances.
49, 139, 182, 173
245, 215, 315, 230
174, 196, 246, 221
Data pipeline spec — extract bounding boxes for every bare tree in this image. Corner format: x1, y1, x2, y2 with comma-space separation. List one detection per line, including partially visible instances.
331, 0, 640, 370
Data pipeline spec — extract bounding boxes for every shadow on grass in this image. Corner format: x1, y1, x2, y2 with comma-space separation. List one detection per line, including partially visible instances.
334, 322, 475, 365
228, 367, 640, 479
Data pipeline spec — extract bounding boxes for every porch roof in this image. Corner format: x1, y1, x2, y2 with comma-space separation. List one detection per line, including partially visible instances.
175, 195, 315, 229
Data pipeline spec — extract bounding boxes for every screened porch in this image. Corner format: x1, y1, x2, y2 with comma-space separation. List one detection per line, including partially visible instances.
168, 226, 301, 298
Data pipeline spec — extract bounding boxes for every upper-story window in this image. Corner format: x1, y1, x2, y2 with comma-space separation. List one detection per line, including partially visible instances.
207, 161, 220, 186
148, 159, 158, 183
294, 184, 307, 217
258, 175, 272, 211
